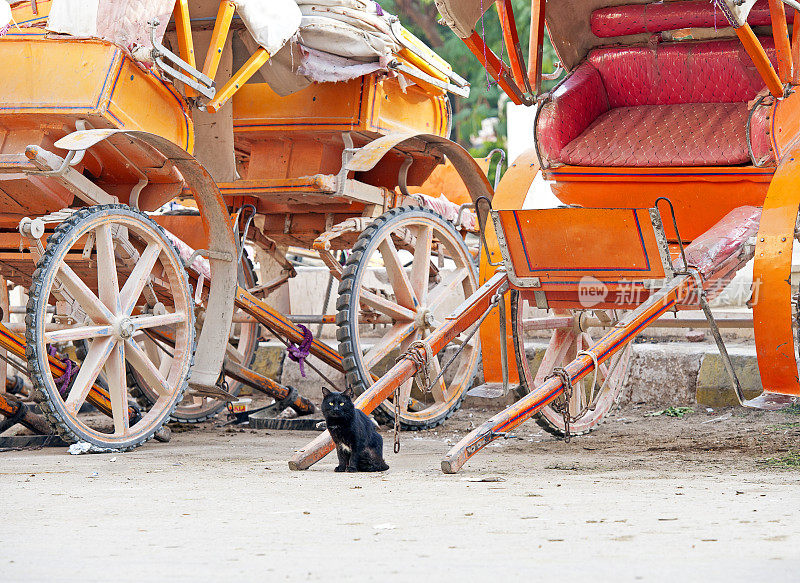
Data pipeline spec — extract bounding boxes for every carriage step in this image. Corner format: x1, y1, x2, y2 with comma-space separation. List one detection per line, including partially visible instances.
742, 392, 798, 411
467, 383, 519, 399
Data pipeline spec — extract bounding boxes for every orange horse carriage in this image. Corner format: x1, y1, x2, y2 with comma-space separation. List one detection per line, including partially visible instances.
290, 0, 800, 473
0, 0, 493, 449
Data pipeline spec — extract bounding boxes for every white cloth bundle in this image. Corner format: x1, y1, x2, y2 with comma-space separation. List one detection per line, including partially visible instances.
232, 0, 302, 56
296, 0, 399, 61
47, 0, 174, 49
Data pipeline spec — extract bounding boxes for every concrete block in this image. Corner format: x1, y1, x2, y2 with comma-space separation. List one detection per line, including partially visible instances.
250, 345, 285, 381
622, 344, 702, 405
695, 353, 762, 407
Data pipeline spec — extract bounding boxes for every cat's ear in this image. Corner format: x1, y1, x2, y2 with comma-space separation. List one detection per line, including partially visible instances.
343, 386, 354, 399
322, 387, 331, 397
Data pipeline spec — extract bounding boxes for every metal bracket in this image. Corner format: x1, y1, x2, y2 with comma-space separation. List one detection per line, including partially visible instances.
185, 248, 234, 269
149, 19, 216, 100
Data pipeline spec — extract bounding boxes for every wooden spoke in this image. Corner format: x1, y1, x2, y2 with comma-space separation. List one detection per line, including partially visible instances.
362, 321, 417, 370
409, 224, 433, 305
130, 312, 187, 331
225, 340, 246, 364
359, 288, 416, 322
45, 324, 113, 344
427, 268, 469, 311
57, 262, 114, 324
378, 237, 418, 310
104, 340, 129, 435
125, 339, 172, 398
427, 356, 448, 403
64, 336, 115, 413
396, 329, 420, 413
119, 243, 162, 316
398, 378, 414, 414
95, 224, 121, 315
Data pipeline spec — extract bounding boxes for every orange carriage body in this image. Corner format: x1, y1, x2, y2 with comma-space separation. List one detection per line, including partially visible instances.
441, 0, 800, 397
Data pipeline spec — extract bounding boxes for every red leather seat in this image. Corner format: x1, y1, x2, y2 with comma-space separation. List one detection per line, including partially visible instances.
591, 0, 787, 38
537, 38, 776, 167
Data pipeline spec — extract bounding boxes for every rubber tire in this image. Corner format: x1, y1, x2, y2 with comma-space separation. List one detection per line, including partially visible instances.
336, 206, 479, 430
25, 204, 195, 450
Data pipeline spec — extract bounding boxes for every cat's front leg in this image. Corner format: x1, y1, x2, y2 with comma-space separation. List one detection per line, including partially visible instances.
346, 449, 360, 472
335, 445, 349, 472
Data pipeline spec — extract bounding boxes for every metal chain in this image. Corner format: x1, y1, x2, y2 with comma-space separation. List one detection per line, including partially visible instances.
398, 292, 501, 394
399, 340, 433, 391
393, 384, 401, 454
544, 367, 574, 443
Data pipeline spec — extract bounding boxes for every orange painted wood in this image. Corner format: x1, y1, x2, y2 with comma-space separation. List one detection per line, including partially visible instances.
752, 149, 800, 396
497, 207, 667, 285
769, 0, 793, 82
496, 0, 529, 92
793, 10, 800, 84
736, 24, 784, 97
527, 0, 546, 93
547, 166, 772, 241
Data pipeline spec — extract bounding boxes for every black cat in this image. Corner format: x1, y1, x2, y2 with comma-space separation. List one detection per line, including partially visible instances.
321, 387, 389, 472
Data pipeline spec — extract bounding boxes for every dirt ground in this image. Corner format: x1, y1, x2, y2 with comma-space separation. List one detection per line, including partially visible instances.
1, 403, 799, 582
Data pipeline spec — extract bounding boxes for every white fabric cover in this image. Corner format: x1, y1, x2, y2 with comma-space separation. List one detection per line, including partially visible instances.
232, 0, 302, 56
47, 0, 174, 49
296, 2, 398, 61
434, 0, 492, 39
297, 46, 384, 82
298, 15, 396, 60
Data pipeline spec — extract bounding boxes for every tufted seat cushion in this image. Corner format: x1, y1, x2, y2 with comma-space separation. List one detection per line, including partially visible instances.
590, 0, 787, 38
560, 103, 749, 166
537, 39, 776, 167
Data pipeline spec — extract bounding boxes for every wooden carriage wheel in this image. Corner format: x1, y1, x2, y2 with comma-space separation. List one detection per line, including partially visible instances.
337, 206, 480, 429
511, 291, 632, 436
26, 205, 194, 450
130, 255, 260, 423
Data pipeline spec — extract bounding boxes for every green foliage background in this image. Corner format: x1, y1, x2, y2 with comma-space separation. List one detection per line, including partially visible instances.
379, 0, 558, 153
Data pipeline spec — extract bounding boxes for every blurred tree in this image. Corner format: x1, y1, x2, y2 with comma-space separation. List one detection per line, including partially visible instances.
380, 0, 558, 152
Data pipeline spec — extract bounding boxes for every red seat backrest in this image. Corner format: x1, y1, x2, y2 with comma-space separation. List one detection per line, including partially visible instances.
587, 38, 776, 107
591, 0, 787, 38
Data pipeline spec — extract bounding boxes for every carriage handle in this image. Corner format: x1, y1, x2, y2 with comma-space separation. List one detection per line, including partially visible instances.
654, 197, 689, 275
485, 148, 506, 191
475, 195, 504, 267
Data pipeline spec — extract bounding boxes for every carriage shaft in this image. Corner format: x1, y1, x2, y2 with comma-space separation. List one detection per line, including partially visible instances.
441, 274, 695, 473
233, 285, 344, 372
222, 359, 315, 416
0, 392, 53, 435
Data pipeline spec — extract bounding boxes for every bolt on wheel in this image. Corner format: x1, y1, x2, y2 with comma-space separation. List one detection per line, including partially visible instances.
26, 204, 195, 450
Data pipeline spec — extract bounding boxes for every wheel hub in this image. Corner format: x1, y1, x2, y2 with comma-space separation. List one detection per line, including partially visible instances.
114, 317, 135, 340
416, 307, 435, 330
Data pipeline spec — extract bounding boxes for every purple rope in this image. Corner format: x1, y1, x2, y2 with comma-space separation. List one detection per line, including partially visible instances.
287, 325, 313, 378
48, 346, 76, 399
0, 24, 10, 38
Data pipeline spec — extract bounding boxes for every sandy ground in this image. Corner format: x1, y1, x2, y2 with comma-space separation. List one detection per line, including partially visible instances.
1, 403, 799, 583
